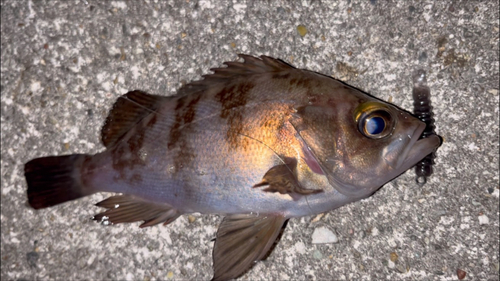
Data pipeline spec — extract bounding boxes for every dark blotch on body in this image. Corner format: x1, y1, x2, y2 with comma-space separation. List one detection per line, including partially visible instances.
168, 95, 202, 149
216, 82, 255, 149
288, 76, 311, 88
167, 94, 202, 173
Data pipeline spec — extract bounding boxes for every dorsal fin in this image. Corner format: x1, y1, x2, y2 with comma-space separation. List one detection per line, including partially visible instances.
177, 54, 296, 96
101, 90, 167, 147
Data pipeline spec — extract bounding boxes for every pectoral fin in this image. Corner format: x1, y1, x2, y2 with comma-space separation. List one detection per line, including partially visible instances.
253, 157, 323, 196
93, 195, 180, 228
212, 214, 287, 281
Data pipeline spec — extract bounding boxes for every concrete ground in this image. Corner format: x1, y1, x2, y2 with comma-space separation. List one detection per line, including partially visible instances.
1, 0, 498, 280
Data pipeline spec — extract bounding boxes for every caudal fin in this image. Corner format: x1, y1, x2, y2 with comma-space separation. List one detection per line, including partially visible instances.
24, 154, 93, 209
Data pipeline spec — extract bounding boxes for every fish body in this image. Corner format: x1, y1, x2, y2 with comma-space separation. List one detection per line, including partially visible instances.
25, 55, 441, 280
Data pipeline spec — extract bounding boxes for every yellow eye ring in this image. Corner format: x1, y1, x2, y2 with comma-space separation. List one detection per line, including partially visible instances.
354, 102, 395, 139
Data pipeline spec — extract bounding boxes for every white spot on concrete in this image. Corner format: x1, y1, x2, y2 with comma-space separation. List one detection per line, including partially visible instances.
101, 81, 112, 92
130, 66, 141, 80
111, 1, 127, 9
30, 81, 41, 93
492, 188, 499, 198
384, 73, 396, 81
440, 216, 455, 225
96, 72, 108, 83
478, 215, 489, 225
198, 0, 213, 9
311, 226, 338, 244
294, 241, 306, 254
467, 142, 479, 151
233, 3, 247, 12
487, 89, 498, 95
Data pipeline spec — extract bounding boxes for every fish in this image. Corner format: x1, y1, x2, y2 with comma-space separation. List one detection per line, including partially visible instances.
412, 69, 440, 185
24, 55, 441, 280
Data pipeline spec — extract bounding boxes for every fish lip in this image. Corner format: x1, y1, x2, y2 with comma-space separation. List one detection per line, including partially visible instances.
399, 122, 440, 170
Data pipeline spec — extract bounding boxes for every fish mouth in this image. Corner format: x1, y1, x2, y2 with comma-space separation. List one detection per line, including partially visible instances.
398, 122, 441, 172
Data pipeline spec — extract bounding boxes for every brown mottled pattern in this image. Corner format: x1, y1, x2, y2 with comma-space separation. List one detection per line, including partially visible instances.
167, 94, 202, 173
215, 81, 255, 149
111, 113, 156, 183
147, 113, 157, 127
288, 75, 312, 88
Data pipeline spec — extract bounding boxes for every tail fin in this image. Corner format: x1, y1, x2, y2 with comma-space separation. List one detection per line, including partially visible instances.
24, 154, 93, 209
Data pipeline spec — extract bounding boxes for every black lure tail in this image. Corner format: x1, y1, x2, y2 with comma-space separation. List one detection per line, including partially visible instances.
412, 69, 439, 185
24, 154, 94, 209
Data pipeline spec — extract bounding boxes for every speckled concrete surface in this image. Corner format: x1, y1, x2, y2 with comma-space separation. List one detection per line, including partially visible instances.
1, 1, 499, 280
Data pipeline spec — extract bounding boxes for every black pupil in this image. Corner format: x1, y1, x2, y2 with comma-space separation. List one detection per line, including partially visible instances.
366, 116, 385, 135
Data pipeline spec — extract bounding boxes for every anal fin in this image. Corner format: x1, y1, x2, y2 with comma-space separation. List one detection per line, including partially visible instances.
212, 214, 287, 281
253, 157, 323, 197
93, 195, 180, 228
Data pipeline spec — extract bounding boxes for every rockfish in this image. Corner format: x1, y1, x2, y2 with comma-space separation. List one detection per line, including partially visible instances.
24, 55, 441, 280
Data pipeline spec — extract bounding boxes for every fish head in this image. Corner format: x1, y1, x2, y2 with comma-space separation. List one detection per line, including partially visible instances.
294, 92, 441, 199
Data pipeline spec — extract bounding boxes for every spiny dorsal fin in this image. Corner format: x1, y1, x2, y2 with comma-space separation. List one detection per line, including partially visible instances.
101, 90, 167, 147
177, 54, 295, 96
93, 195, 180, 228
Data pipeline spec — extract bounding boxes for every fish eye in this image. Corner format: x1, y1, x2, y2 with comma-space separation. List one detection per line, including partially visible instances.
365, 116, 385, 135
355, 102, 395, 139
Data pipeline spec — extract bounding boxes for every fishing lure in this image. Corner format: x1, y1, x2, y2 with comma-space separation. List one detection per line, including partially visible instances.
412, 69, 438, 185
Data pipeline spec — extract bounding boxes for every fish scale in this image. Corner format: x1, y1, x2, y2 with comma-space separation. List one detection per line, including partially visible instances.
24, 54, 441, 280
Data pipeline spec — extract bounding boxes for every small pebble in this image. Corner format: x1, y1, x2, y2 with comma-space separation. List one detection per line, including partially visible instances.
311, 213, 325, 223
26, 251, 39, 268
396, 264, 406, 273
312, 250, 323, 260
390, 252, 398, 262
297, 25, 308, 37
478, 215, 489, 225
434, 209, 447, 217
487, 89, 498, 95
311, 226, 338, 244
188, 215, 196, 223
471, 200, 481, 206
457, 268, 466, 280
351, 249, 361, 259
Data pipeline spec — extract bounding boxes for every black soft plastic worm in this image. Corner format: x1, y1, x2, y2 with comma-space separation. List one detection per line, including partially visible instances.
412, 69, 438, 185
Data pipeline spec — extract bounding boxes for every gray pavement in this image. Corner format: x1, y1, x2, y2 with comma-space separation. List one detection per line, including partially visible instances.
1, 1, 499, 280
